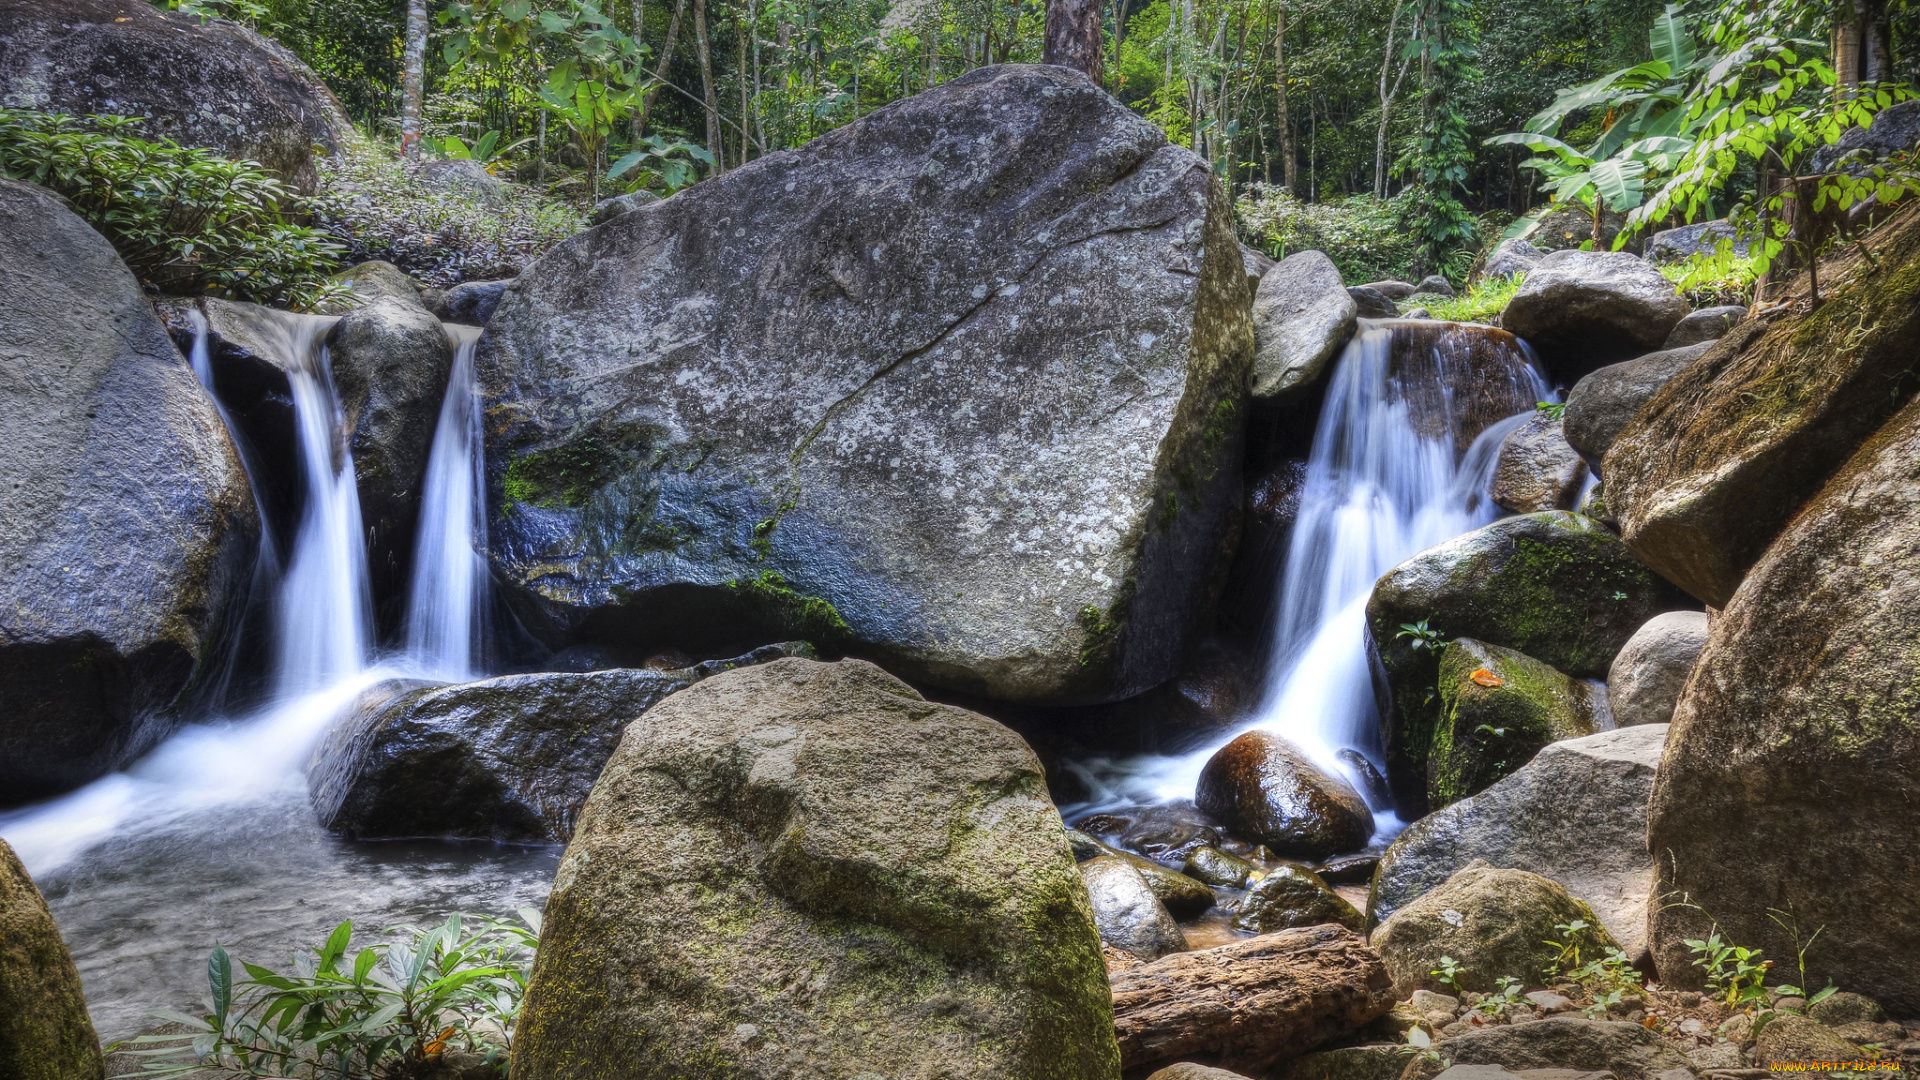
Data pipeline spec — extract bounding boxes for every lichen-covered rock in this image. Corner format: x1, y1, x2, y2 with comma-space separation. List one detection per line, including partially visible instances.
1645, 220, 1747, 263
1402, 1017, 1691, 1080
1369, 725, 1667, 961
0, 838, 103, 1080
478, 65, 1250, 706
0, 0, 352, 192
1082, 856, 1189, 962
1233, 863, 1365, 933
1646, 391, 1920, 1015
1481, 239, 1543, 280
1500, 250, 1689, 379
1606, 611, 1707, 728
1252, 250, 1358, 401
1195, 731, 1373, 860
1562, 342, 1712, 469
511, 657, 1120, 1080
1491, 412, 1588, 513
1427, 639, 1599, 808
0, 179, 255, 804
1604, 203, 1920, 608
1366, 511, 1684, 814
1371, 863, 1620, 997
1662, 304, 1748, 349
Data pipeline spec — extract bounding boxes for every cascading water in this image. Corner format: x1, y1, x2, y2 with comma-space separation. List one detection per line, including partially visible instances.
0, 305, 552, 1041
404, 325, 488, 681
1065, 320, 1547, 838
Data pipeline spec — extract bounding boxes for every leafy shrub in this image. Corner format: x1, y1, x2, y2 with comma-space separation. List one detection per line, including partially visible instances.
0, 109, 347, 310
1235, 184, 1429, 285
1423, 273, 1526, 324
118, 911, 538, 1079
1659, 245, 1759, 308
313, 150, 586, 288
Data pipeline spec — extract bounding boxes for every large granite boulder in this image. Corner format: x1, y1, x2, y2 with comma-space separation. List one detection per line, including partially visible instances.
1368, 321, 1546, 456
1195, 731, 1373, 860
478, 64, 1251, 706
1606, 611, 1707, 728
1367, 511, 1685, 814
307, 643, 812, 843
0, 0, 352, 193
0, 180, 255, 804
1604, 205, 1920, 607
1500, 250, 1689, 380
1647, 391, 1920, 1014
512, 657, 1121, 1079
1082, 856, 1189, 961
1371, 863, 1621, 997
1561, 342, 1712, 470
1369, 725, 1667, 962
1348, 286, 1400, 318
1251, 250, 1357, 401
1526, 205, 1632, 253
1490, 411, 1588, 513
0, 838, 102, 1080
1427, 638, 1600, 808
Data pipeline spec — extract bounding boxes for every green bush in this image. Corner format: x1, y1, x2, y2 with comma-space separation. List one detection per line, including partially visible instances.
117, 911, 538, 1079
0, 109, 346, 310
313, 150, 586, 287
1235, 184, 1429, 285
1423, 273, 1527, 324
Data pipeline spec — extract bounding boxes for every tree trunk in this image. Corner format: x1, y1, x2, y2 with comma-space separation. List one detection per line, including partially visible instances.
695, 0, 721, 171
1044, 0, 1104, 84
1275, 1, 1296, 194
1110, 926, 1396, 1075
1374, 0, 1410, 198
1857, 0, 1893, 83
631, 0, 646, 143
636, 0, 688, 139
400, 0, 428, 159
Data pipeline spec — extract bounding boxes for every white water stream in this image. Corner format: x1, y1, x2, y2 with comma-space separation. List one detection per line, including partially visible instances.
405, 325, 488, 681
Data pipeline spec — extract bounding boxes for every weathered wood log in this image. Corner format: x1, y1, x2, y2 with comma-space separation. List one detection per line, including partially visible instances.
1111, 924, 1396, 1074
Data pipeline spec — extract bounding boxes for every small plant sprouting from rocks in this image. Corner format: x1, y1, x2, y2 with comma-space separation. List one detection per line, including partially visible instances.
1685, 928, 1772, 1010
1535, 401, 1568, 420
1474, 976, 1527, 1018
1397, 619, 1448, 654
1399, 1025, 1451, 1070
1430, 955, 1467, 994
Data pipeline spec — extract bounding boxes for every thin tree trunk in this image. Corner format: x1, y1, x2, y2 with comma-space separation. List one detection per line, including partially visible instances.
1374, 0, 1411, 198
631, 0, 646, 143
1275, 0, 1296, 193
695, 0, 721, 170
400, 0, 428, 158
636, 0, 688, 138
1857, 0, 1892, 83
737, 16, 750, 156
1045, 0, 1105, 83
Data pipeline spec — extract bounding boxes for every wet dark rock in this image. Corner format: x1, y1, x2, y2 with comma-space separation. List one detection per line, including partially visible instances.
1376, 321, 1547, 456
1491, 412, 1589, 513
1195, 731, 1373, 860
308, 642, 813, 842
1647, 389, 1920, 1014
1120, 800, 1227, 863
429, 279, 514, 327
1080, 833, 1216, 919
1607, 611, 1708, 728
1663, 305, 1747, 349
478, 65, 1250, 706
1348, 286, 1401, 318
0, 0, 353, 192
1427, 638, 1600, 808
0, 179, 255, 803
1501, 250, 1689, 381
1310, 854, 1379, 885
1233, 863, 1365, 933
1218, 457, 1309, 641
1336, 749, 1391, 806
1184, 845, 1259, 888
1082, 855, 1189, 962
1562, 342, 1713, 470
1065, 828, 1106, 861
511, 657, 1120, 1079
1370, 726, 1667, 961
1253, 250, 1358, 401
1, 838, 103, 1080
1373, 863, 1621, 997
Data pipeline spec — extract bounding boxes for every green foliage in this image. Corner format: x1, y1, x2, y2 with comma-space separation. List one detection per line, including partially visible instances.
0, 109, 347, 310
1659, 244, 1759, 306
608, 135, 715, 195
115, 911, 539, 1079
1430, 954, 1467, 992
1397, 619, 1448, 654
157, 0, 272, 22
1402, 0, 1484, 266
430, 130, 535, 165
1535, 400, 1568, 420
1235, 184, 1429, 283
1473, 975, 1527, 1017
1685, 928, 1771, 1010
1424, 272, 1524, 322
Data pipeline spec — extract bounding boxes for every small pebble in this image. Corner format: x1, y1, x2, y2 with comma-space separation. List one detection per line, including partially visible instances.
1680, 991, 1704, 1007
1526, 990, 1573, 1013
1627, 1010, 1647, 1023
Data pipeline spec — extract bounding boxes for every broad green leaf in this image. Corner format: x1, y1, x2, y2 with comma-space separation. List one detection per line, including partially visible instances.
208, 946, 232, 1024
1649, 6, 1696, 73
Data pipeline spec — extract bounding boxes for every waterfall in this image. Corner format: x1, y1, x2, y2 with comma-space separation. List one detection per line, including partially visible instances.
403, 324, 487, 681
1063, 320, 1547, 838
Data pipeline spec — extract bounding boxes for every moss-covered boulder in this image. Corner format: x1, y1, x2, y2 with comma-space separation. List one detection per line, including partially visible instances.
512, 657, 1121, 1080
1427, 639, 1600, 808
1, 839, 103, 1080
1604, 201, 1920, 608
1232, 863, 1365, 933
477, 65, 1250, 706
1195, 731, 1373, 860
1366, 511, 1685, 815
1646, 390, 1920, 1015
1371, 862, 1620, 997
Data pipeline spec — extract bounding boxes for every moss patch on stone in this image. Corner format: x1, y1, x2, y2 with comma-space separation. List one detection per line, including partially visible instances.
728, 571, 851, 640
1429, 639, 1595, 807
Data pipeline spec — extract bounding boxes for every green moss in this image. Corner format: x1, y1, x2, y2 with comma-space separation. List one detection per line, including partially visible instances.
1076, 603, 1119, 668
503, 437, 623, 508
727, 571, 851, 639
749, 497, 797, 559
1429, 641, 1592, 806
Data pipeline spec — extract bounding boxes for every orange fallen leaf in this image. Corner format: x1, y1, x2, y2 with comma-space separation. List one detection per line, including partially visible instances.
1469, 668, 1504, 687
424, 1026, 456, 1058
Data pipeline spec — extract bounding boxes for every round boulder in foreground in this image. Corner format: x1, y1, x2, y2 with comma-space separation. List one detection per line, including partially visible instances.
1195, 731, 1372, 860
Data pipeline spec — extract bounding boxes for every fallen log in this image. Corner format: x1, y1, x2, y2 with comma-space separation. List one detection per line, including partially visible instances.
1111, 924, 1396, 1074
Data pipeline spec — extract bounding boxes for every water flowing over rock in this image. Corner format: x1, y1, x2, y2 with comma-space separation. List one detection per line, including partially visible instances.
1376, 322, 1546, 455
1082, 855, 1189, 961
1490, 412, 1588, 513
478, 65, 1251, 706
0, 179, 256, 803
1500, 250, 1688, 380
1561, 342, 1712, 470
1369, 725, 1667, 961
1427, 638, 1600, 807
1605, 206, 1920, 607
0, 0, 352, 193
1647, 392, 1920, 1014
1195, 732, 1373, 860
1371, 863, 1620, 997
1367, 511, 1685, 814
1606, 611, 1707, 728
512, 657, 1120, 1080
1251, 250, 1358, 401
1109, 926, 1395, 1074
0, 838, 102, 1080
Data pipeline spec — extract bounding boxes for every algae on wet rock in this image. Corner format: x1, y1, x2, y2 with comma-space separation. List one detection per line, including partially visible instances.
1427, 638, 1599, 808
1232, 863, 1365, 933
0, 839, 104, 1080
